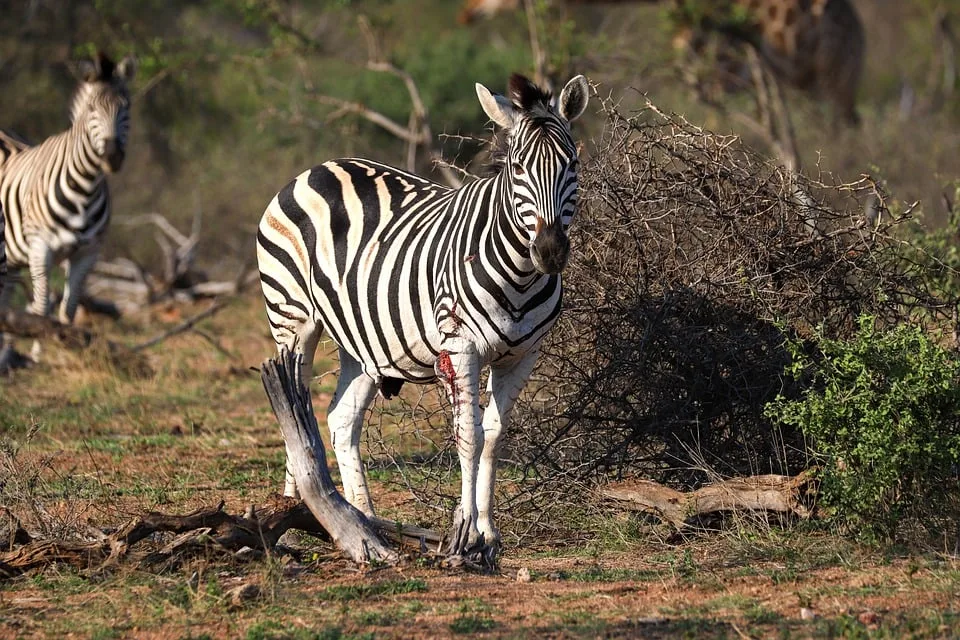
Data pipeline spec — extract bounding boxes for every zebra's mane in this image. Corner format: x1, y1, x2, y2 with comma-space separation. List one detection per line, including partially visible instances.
508, 73, 553, 120
69, 52, 127, 124
476, 74, 562, 176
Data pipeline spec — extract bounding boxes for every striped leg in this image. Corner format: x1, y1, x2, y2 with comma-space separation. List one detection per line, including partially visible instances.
476, 350, 539, 548
59, 244, 98, 324
438, 337, 485, 556
327, 350, 377, 516
26, 238, 53, 317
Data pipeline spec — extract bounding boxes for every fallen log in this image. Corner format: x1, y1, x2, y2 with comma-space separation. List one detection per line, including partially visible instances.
601, 470, 815, 530
260, 347, 398, 565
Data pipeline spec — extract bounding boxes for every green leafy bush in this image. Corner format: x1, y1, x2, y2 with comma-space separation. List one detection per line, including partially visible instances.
892, 184, 960, 302
765, 316, 960, 539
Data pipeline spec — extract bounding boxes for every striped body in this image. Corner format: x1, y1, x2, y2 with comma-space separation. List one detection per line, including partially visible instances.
0, 127, 111, 268
258, 159, 563, 385
258, 73, 590, 559
0, 53, 135, 325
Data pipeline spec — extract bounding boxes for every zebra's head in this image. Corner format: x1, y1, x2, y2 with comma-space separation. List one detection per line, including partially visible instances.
70, 52, 137, 174
476, 73, 589, 275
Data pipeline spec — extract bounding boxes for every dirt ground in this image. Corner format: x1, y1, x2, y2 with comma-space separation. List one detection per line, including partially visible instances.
1, 292, 958, 639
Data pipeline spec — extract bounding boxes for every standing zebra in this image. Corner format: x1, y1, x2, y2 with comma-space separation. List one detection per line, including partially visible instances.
0, 52, 135, 328
258, 73, 589, 559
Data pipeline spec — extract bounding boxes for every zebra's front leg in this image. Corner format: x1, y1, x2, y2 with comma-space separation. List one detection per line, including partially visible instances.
437, 337, 486, 559
26, 239, 53, 318
476, 350, 540, 553
26, 239, 54, 362
59, 244, 99, 324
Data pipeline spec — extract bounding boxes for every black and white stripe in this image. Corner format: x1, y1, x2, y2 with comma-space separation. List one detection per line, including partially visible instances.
258, 73, 589, 557
0, 52, 135, 323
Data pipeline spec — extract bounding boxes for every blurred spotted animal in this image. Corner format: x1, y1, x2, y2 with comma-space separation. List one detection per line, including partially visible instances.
458, 0, 865, 125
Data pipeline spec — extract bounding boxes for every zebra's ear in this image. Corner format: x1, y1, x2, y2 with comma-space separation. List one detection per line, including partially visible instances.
77, 59, 99, 83
115, 55, 138, 83
476, 83, 516, 130
558, 75, 589, 123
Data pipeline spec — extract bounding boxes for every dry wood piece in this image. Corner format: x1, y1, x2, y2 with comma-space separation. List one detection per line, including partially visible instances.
602, 471, 815, 530
261, 347, 398, 565
0, 310, 93, 350
0, 496, 441, 579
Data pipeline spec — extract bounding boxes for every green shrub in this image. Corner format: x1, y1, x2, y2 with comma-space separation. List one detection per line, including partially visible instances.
893, 184, 960, 302
765, 316, 960, 539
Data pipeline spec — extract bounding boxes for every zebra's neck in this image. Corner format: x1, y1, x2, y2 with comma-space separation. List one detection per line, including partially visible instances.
54, 120, 106, 198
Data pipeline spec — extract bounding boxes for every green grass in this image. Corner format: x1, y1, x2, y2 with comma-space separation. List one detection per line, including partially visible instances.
449, 615, 497, 634
316, 578, 428, 602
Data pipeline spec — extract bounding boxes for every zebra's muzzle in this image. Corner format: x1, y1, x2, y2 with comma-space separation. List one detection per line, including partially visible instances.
103, 138, 125, 172
531, 218, 570, 275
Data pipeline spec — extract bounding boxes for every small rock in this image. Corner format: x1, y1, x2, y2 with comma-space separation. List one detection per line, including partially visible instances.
227, 583, 261, 609
858, 611, 879, 626
516, 567, 532, 583
234, 546, 260, 562
800, 607, 816, 620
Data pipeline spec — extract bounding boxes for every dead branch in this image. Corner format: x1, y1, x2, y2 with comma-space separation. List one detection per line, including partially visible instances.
0, 310, 93, 350
261, 347, 398, 565
602, 471, 815, 530
130, 299, 230, 353
90, 211, 250, 311
0, 497, 442, 578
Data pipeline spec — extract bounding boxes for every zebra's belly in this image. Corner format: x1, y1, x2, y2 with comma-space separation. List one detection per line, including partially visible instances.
317, 290, 556, 383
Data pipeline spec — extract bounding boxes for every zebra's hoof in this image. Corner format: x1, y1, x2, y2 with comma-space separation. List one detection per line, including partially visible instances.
445, 507, 499, 571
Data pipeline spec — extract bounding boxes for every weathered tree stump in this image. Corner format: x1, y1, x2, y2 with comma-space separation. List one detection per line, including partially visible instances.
260, 347, 398, 565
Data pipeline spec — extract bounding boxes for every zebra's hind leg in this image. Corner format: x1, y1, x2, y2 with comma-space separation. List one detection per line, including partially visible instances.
327, 349, 378, 517
25, 239, 53, 362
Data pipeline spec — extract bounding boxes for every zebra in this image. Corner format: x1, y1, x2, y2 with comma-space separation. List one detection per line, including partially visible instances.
0, 52, 136, 329
257, 72, 589, 559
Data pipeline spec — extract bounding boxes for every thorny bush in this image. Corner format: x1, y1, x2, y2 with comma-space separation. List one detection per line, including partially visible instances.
372, 94, 959, 544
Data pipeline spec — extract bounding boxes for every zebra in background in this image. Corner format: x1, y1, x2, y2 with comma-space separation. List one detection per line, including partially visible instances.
0, 52, 135, 333
258, 72, 589, 560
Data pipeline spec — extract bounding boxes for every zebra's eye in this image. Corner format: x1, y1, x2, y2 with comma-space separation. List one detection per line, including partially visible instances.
513, 164, 526, 177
